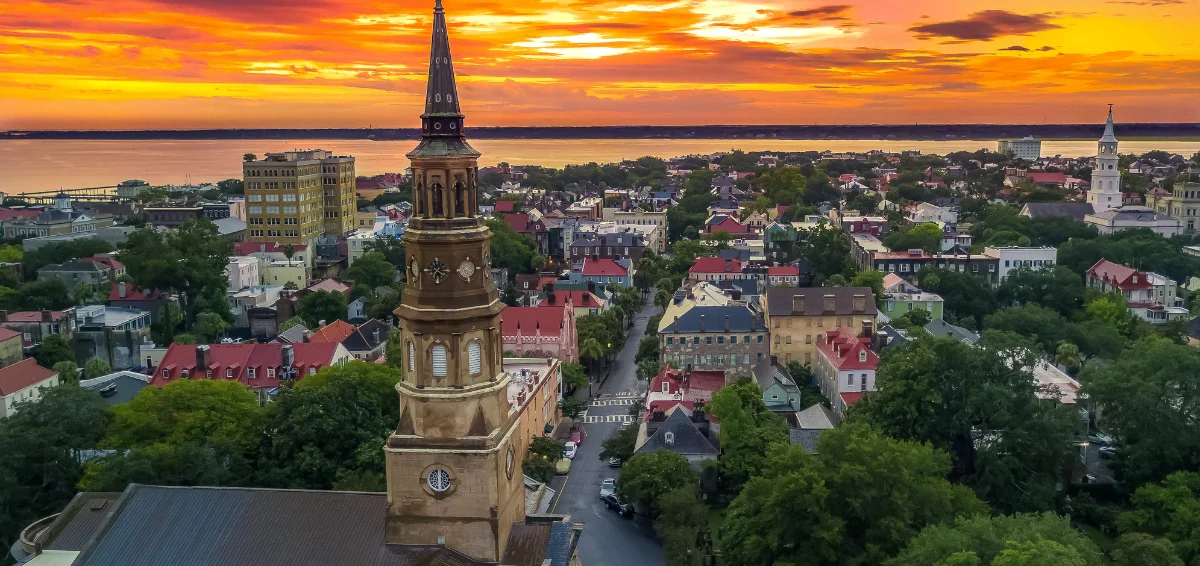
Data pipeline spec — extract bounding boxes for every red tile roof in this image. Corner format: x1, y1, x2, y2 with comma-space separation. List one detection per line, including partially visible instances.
817, 328, 878, 371
768, 266, 799, 276
689, 257, 743, 274
840, 392, 864, 406
581, 258, 627, 276
1087, 259, 1152, 290
307, 279, 351, 293
309, 320, 356, 344
108, 285, 162, 302
0, 208, 44, 221
0, 358, 58, 396
501, 306, 566, 336
504, 213, 533, 233
151, 342, 342, 389
648, 365, 727, 404
3, 311, 65, 322
838, 173, 859, 182
80, 256, 125, 270
233, 242, 309, 256
707, 217, 752, 234
541, 290, 601, 308
494, 200, 516, 213
0, 328, 21, 343
1026, 172, 1067, 185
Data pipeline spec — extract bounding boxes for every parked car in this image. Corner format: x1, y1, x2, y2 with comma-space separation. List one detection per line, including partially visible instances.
607, 457, 622, 467
602, 494, 634, 517
564, 441, 578, 460
571, 429, 584, 445
599, 478, 616, 498
1091, 432, 1114, 446
1099, 446, 1116, 459
555, 457, 571, 475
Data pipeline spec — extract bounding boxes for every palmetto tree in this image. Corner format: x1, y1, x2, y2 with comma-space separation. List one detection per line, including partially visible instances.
655, 289, 672, 310
579, 338, 605, 378
636, 358, 660, 382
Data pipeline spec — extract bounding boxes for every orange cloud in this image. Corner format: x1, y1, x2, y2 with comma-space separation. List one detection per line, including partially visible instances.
0, 0, 1197, 129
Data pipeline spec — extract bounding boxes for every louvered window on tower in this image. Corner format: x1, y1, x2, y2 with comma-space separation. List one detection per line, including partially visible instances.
408, 341, 415, 373
468, 341, 481, 375
432, 344, 447, 377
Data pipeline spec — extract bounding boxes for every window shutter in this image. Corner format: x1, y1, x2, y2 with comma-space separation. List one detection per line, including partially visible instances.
408, 341, 415, 373
432, 344, 447, 377
468, 341, 482, 375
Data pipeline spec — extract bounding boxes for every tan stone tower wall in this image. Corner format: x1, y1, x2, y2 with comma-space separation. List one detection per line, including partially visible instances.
383, 2, 528, 562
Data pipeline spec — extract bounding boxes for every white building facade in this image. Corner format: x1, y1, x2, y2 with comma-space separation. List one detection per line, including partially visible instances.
1087, 107, 1122, 214
984, 246, 1059, 281
998, 137, 1042, 161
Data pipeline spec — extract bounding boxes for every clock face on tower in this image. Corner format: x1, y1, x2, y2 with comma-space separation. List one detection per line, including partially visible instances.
458, 258, 476, 281
427, 259, 448, 283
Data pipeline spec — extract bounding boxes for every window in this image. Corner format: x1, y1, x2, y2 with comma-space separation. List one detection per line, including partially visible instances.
162, 369, 169, 379
662, 381, 670, 393
743, 353, 750, 364
248, 367, 256, 379
806, 334, 812, 344
705, 336, 712, 345
226, 368, 233, 378
666, 337, 673, 345
859, 350, 867, 362
428, 469, 451, 492
268, 368, 275, 379
181, 369, 190, 379
757, 336, 763, 344
728, 336, 736, 344
847, 374, 854, 385
786, 336, 792, 344
717, 336, 724, 345
468, 340, 482, 375
693, 337, 700, 345
664, 431, 675, 445
744, 335, 750, 343
432, 344, 447, 377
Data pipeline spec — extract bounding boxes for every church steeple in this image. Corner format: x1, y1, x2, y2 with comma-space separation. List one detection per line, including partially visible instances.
1100, 104, 1117, 143
420, 0, 465, 139
1089, 105, 1121, 213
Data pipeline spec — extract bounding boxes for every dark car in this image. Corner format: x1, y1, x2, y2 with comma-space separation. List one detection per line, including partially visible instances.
1098, 446, 1116, 459
602, 494, 633, 517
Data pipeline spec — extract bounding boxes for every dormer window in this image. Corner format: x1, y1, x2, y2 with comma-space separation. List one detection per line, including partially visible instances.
664, 431, 675, 445
1132, 275, 1139, 283
859, 351, 867, 362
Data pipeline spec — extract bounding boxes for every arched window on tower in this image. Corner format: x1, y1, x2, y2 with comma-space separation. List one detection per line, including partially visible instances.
454, 179, 466, 217
468, 340, 482, 375
416, 183, 427, 216
431, 344, 448, 377
432, 184, 444, 217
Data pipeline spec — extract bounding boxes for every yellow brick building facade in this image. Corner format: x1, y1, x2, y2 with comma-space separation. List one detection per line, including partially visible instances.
762, 287, 878, 366
243, 149, 356, 247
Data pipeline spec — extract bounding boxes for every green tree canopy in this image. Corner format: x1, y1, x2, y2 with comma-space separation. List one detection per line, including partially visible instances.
297, 290, 348, 328
344, 251, 398, 289
256, 362, 400, 489
33, 333, 74, 368
617, 450, 697, 514
718, 423, 988, 566
853, 337, 1079, 514
103, 379, 264, 452
709, 380, 789, 492
486, 218, 538, 275
599, 425, 637, 464
83, 357, 112, 379
1110, 533, 1185, 566
887, 513, 1102, 566
1082, 338, 1200, 489
119, 219, 233, 326
917, 267, 998, 327
995, 266, 1085, 317
884, 222, 945, 253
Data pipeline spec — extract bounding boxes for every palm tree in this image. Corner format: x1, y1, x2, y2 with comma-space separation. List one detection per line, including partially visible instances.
282, 243, 296, 261
655, 289, 672, 310
579, 338, 605, 393
636, 358, 659, 381
1055, 342, 1082, 375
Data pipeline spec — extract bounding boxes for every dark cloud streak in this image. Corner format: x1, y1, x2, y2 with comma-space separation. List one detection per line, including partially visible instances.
908, 10, 1061, 42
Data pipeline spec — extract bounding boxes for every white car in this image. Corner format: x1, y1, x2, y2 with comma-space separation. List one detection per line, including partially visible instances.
564, 441, 578, 460
599, 478, 616, 499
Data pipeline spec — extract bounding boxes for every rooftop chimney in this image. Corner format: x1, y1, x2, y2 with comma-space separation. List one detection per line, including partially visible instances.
41, 309, 52, 322
282, 344, 294, 368
823, 294, 836, 313
724, 258, 733, 272
792, 294, 805, 314
372, 327, 381, 345
0, 310, 7, 322
724, 313, 730, 332
118, 282, 127, 299
196, 345, 211, 374
852, 294, 865, 313
699, 314, 706, 332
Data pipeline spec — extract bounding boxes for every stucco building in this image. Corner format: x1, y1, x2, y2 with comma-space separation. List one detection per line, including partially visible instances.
243, 149, 356, 247
762, 287, 878, 366
0, 359, 59, 419
659, 303, 768, 375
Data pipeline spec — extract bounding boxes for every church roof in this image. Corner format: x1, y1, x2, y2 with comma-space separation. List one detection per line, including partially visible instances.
408, 0, 477, 158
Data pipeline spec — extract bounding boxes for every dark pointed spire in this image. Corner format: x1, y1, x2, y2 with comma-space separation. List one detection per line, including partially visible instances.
421, 0, 464, 138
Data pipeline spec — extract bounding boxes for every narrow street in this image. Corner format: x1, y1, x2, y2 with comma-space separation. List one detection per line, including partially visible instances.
551, 294, 664, 566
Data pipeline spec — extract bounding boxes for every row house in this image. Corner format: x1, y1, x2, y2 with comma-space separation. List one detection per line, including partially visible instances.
688, 257, 744, 282
1086, 259, 1188, 324
570, 258, 632, 288
813, 328, 879, 419
151, 342, 352, 399
762, 287, 877, 367
659, 304, 769, 374
872, 249, 1000, 286
503, 213, 550, 255
569, 230, 645, 265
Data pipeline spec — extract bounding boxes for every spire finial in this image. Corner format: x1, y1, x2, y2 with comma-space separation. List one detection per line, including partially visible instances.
434, 0, 443, 12
420, 0, 463, 138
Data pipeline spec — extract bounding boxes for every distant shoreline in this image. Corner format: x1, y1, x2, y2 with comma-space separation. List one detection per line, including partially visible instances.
4, 123, 1198, 142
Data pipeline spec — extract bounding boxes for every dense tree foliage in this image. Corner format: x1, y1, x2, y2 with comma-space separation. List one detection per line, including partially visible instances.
800, 221, 855, 284
709, 380, 789, 493
297, 290, 348, 327
21, 238, 113, 281
995, 267, 1085, 317
1116, 472, 1200, 565
485, 217, 539, 275
718, 423, 988, 566
344, 251, 399, 289
853, 336, 1079, 514
917, 267, 999, 327
33, 333, 75, 367
887, 513, 1102, 566
617, 450, 697, 514
119, 219, 233, 326
0, 386, 109, 551
884, 222, 944, 252
1083, 337, 1200, 490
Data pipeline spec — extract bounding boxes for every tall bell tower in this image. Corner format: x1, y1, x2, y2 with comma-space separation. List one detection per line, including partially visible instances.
1088, 105, 1122, 213
384, 1, 526, 561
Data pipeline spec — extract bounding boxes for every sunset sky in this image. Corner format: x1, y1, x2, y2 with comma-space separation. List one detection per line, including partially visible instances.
1, 0, 1198, 129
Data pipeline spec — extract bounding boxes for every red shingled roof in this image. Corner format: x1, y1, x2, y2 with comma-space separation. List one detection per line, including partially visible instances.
541, 290, 600, 308
501, 306, 566, 336
707, 217, 752, 235
108, 285, 162, 302
1026, 172, 1067, 185
494, 200, 516, 213
840, 392, 864, 406
817, 328, 878, 371
3, 311, 65, 322
1087, 259, 1152, 290
581, 258, 627, 276
309, 320, 356, 343
689, 257, 743, 274
80, 256, 125, 270
768, 266, 799, 276
151, 342, 341, 389
0, 328, 21, 343
0, 358, 58, 396
504, 213, 533, 233
0, 208, 44, 221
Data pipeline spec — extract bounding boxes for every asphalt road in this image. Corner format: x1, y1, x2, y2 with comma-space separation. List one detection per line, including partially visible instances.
551, 296, 665, 566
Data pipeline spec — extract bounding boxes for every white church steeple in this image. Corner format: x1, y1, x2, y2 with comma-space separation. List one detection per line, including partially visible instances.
1088, 105, 1121, 213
